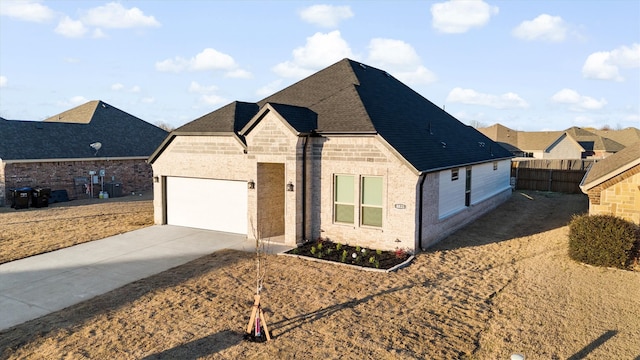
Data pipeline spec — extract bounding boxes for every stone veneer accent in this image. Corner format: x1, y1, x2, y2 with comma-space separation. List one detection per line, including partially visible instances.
2, 159, 153, 205
586, 164, 640, 224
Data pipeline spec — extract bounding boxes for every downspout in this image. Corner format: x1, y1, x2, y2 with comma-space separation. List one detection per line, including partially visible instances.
418, 172, 427, 251
301, 134, 310, 244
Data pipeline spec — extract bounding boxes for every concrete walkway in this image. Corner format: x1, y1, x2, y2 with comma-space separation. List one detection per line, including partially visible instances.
0, 225, 291, 331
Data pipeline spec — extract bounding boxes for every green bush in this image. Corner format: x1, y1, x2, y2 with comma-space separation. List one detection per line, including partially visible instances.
568, 214, 639, 269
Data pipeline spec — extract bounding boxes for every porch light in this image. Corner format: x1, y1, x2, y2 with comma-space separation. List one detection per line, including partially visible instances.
153, 176, 159, 183
286, 181, 294, 192
248, 180, 255, 189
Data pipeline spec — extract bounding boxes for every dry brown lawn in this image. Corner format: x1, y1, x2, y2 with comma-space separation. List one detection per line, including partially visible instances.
0, 194, 153, 264
1, 192, 638, 359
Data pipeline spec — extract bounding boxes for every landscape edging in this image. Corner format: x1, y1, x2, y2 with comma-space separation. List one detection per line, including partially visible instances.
277, 252, 414, 273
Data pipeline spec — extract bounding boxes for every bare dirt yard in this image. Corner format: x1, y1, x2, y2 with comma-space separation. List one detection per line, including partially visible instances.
1, 191, 639, 359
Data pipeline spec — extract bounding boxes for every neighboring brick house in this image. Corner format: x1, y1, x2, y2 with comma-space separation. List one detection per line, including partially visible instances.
149, 59, 514, 253
580, 142, 640, 224
479, 124, 633, 159
0, 100, 167, 206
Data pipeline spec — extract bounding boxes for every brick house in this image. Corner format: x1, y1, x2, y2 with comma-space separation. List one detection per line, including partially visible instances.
580, 142, 640, 224
0, 100, 167, 206
148, 59, 513, 252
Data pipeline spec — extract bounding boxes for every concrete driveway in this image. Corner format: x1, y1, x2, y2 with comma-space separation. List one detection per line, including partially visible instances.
0, 225, 291, 331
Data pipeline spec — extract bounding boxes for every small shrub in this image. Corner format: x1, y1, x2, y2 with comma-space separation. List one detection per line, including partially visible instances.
568, 214, 639, 269
341, 250, 348, 263
310, 246, 317, 255
376, 249, 382, 255
336, 243, 343, 251
317, 242, 323, 251
355, 246, 361, 253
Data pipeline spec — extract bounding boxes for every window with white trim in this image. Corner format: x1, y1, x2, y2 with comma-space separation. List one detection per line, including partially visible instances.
451, 168, 459, 181
334, 175, 355, 224
361, 176, 383, 227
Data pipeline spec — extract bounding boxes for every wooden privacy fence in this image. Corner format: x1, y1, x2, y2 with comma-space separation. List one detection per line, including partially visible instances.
510, 159, 594, 194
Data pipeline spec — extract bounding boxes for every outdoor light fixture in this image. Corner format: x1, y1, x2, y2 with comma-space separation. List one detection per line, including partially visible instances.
153, 176, 159, 183
248, 180, 255, 189
286, 181, 294, 192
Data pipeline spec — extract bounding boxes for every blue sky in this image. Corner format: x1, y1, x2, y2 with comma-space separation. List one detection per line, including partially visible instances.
1, 0, 638, 131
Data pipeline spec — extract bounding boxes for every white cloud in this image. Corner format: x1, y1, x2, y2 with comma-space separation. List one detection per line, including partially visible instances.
582, 43, 640, 81
92, 28, 107, 38
187, 81, 227, 106
81, 2, 160, 29
188, 81, 219, 94
367, 38, 436, 84
0, 0, 55, 23
57, 95, 89, 107
156, 48, 250, 78
299, 4, 353, 28
273, 31, 355, 78
257, 79, 283, 97
141, 97, 155, 104
201, 94, 227, 106
111, 83, 141, 92
226, 69, 252, 79
446, 87, 529, 109
512, 14, 567, 42
0, 75, 7, 87
431, 0, 498, 34
55, 16, 88, 38
551, 88, 606, 111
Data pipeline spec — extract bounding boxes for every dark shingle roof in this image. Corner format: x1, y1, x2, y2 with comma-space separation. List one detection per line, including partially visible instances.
177, 101, 259, 133
0, 100, 168, 160
170, 58, 512, 172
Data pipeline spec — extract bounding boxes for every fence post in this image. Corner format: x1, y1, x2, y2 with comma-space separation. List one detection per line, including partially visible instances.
548, 169, 553, 192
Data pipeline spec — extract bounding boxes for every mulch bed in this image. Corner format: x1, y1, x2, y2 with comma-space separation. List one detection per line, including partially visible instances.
284, 239, 411, 270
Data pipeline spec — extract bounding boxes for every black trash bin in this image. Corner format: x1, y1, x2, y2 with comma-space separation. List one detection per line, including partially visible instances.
32, 187, 51, 208
12, 187, 32, 209
104, 182, 122, 198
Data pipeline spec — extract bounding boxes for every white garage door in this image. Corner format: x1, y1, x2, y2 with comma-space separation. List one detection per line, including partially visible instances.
166, 177, 247, 234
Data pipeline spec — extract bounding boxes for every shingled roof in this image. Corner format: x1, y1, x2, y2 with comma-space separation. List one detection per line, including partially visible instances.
167, 58, 511, 172
581, 142, 640, 191
0, 100, 168, 160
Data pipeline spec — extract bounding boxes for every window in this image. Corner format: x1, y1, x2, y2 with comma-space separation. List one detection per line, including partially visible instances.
451, 168, 459, 181
493, 161, 498, 171
361, 176, 383, 227
334, 175, 354, 224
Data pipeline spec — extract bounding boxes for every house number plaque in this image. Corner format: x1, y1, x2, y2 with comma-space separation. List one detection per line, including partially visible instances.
394, 204, 406, 209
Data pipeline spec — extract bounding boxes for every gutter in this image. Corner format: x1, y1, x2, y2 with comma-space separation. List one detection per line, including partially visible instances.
417, 172, 427, 251
301, 134, 309, 244
4, 156, 149, 164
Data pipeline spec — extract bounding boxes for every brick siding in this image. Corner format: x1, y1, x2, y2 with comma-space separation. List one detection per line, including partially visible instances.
587, 164, 640, 224
2, 159, 153, 205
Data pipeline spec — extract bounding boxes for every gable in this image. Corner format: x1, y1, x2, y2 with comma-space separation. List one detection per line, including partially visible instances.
244, 110, 300, 157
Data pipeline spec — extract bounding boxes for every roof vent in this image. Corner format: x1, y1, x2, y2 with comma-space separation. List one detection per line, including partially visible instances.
441, 142, 446, 148
384, 71, 391, 78
359, 63, 367, 70
478, 141, 485, 147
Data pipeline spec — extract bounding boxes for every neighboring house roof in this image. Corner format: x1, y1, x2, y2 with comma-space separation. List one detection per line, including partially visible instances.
517, 131, 564, 151
580, 142, 640, 191
158, 58, 512, 172
0, 100, 168, 161
479, 123, 633, 155
592, 127, 640, 147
